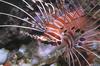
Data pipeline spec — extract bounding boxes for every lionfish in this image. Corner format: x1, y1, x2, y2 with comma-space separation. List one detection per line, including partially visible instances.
0, 0, 100, 66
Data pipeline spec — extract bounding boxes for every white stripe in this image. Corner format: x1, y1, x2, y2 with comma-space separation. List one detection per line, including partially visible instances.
69, 12, 74, 17
73, 11, 80, 18
54, 21, 62, 28
54, 20, 64, 26
45, 33, 61, 41
65, 15, 72, 22
47, 30, 61, 38
46, 27, 57, 31
77, 8, 84, 16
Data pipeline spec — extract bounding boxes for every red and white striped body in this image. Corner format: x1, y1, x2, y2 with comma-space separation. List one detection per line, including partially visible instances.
39, 7, 87, 46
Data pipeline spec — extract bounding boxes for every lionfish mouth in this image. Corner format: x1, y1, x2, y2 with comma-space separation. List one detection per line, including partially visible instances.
0, 0, 100, 66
